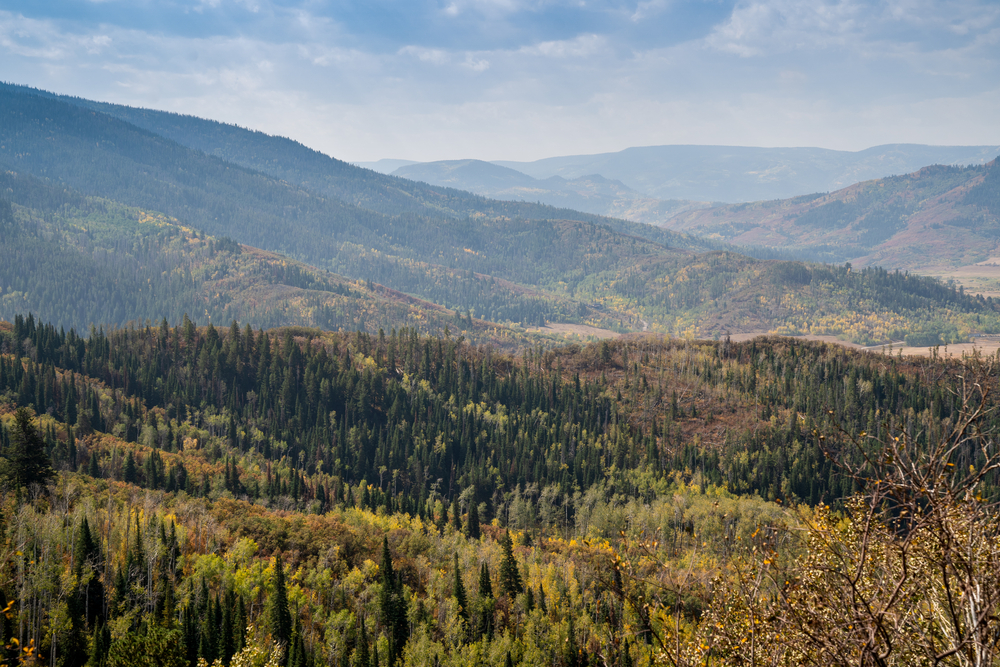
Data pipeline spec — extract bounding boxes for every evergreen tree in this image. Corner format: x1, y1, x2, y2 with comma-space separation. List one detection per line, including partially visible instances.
465, 495, 481, 540
269, 554, 292, 647
476, 562, 495, 641
62, 589, 90, 667
378, 537, 408, 665
478, 562, 493, 600
451, 497, 461, 532
498, 530, 523, 597
74, 517, 105, 626
123, 452, 138, 485
85, 622, 110, 667
453, 553, 468, 629
2, 408, 55, 489
565, 613, 580, 667
354, 621, 370, 667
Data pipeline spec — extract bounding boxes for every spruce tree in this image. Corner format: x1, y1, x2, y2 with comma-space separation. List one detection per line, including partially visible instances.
269, 554, 292, 647
123, 452, 138, 485
354, 621, 369, 667
476, 562, 495, 641
453, 553, 468, 628
86, 622, 110, 667
465, 497, 481, 540
74, 517, 104, 626
451, 497, 461, 532
63, 589, 89, 667
498, 531, 523, 597
565, 613, 579, 667
2, 408, 54, 489
378, 537, 408, 665
478, 562, 493, 600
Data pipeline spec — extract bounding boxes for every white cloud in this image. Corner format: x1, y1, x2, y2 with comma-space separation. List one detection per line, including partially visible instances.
0, 1, 998, 164
630, 0, 669, 22
399, 45, 452, 65
519, 34, 607, 58
463, 55, 491, 71
705, 0, 862, 57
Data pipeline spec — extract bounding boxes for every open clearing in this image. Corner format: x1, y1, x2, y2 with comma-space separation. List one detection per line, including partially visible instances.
728, 332, 1000, 359
919, 262, 1000, 298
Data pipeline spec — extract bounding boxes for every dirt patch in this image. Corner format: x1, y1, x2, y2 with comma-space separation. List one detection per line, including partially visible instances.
866, 339, 1000, 359
529, 323, 621, 339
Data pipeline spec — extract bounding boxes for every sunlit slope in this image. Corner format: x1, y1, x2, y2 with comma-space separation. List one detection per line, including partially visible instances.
666, 160, 1000, 269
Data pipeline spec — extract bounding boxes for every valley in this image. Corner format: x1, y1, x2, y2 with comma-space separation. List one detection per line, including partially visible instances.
1, 82, 1000, 667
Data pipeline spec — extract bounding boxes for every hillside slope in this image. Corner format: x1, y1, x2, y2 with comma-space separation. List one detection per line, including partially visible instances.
392, 158, 711, 222
496, 144, 1000, 202
0, 86, 721, 330
0, 82, 707, 239
0, 169, 533, 344
4, 85, 1000, 343
665, 160, 1000, 270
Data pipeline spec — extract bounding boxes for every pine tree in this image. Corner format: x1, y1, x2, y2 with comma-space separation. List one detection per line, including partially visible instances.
451, 497, 461, 532
269, 554, 292, 647
565, 613, 579, 667
478, 562, 493, 600
498, 530, 523, 597
87, 452, 101, 478
354, 621, 369, 667
123, 452, 138, 485
378, 537, 408, 665
453, 553, 468, 628
2, 408, 55, 489
86, 622, 110, 667
476, 562, 495, 641
465, 496, 481, 540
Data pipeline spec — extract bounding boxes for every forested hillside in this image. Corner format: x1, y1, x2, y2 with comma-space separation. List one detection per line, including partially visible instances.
0, 82, 705, 244
4, 86, 1000, 343
666, 160, 1000, 270
2, 317, 1000, 665
0, 170, 534, 345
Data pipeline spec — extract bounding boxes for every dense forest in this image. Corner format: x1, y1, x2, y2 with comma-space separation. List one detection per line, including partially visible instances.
2, 314, 1000, 665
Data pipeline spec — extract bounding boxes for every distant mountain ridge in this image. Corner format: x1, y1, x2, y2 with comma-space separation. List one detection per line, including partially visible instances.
494, 144, 1000, 203
664, 160, 1000, 270
391, 159, 711, 221
3, 82, 1000, 344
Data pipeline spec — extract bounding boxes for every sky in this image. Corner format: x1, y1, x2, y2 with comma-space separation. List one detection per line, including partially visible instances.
1, 0, 998, 162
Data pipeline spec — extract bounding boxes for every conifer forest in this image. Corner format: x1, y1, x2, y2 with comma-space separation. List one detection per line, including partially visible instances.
4, 313, 1000, 666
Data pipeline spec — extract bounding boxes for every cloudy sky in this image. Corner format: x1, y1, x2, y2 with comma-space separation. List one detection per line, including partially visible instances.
1, 0, 998, 162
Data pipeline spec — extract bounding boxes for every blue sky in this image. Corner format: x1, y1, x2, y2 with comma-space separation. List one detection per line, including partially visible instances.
1, 0, 998, 162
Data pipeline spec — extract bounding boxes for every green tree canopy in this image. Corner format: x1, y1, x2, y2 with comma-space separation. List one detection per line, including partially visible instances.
1, 408, 54, 490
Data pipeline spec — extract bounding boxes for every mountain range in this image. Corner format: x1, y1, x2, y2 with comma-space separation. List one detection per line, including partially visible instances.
359, 144, 998, 228
361, 145, 999, 203
1, 83, 999, 345
664, 160, 1000, 270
